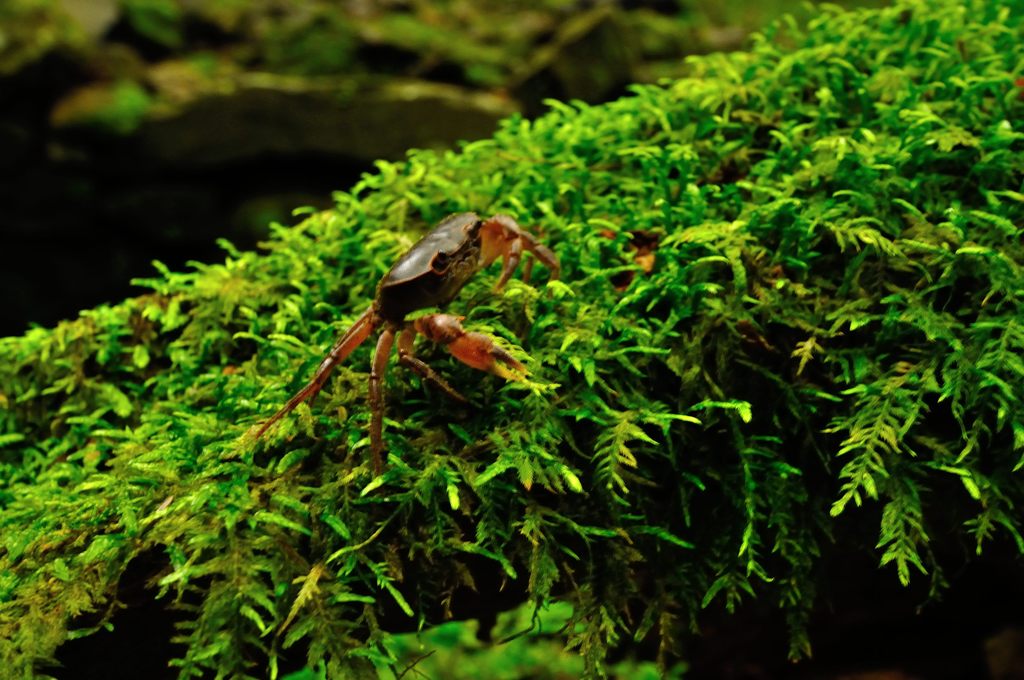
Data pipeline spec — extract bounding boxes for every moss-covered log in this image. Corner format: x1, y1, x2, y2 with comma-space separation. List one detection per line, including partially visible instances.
2, 0, 1024, 676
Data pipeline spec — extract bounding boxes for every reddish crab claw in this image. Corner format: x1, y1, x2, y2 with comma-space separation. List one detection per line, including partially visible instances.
254, 212, 560, 474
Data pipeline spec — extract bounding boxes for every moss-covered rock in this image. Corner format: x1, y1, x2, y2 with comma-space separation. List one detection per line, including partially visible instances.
2, 0, 1024, 677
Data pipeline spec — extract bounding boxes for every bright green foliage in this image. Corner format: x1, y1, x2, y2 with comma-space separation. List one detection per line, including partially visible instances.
3, 0, 1024, 677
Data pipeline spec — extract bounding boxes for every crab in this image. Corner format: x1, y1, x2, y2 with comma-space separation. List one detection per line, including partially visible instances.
255, 212, 560, 474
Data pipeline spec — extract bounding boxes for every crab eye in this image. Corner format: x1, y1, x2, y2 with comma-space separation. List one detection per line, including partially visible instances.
431, 251, 450, 273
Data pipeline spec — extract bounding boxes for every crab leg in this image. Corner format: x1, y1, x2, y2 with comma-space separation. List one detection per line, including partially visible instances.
480, 214, 561, 291
254, 306, 377, 438
494, 233, 523, 291
413, 314, 526, 381
368, 327, 396, 475
396, 327, 468, 403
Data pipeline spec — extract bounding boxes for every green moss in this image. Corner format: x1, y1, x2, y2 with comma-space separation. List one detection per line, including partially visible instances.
120, 0, 184, 49
2, 0, 1024, 677
52, 79, 154, 135
0, 0, 85, 74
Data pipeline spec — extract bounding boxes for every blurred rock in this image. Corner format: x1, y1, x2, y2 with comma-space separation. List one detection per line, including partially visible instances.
512, 6, 637, 116
57, 0, 119, 41
133, 74, 516, 166
986, 627, 1024, 680
50, 79, 153, 134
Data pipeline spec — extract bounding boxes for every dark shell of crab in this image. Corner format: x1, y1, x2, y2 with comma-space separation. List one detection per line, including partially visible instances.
375, 212, 484, 323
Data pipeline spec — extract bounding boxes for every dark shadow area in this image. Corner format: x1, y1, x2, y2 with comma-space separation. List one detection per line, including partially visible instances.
684, 545, 1024, 679
48, 550, 183, 680
0, 150, 356, 336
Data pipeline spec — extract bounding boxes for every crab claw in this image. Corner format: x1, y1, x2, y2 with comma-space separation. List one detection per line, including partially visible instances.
448, 331, 527, 381
413, 314, 527, 381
